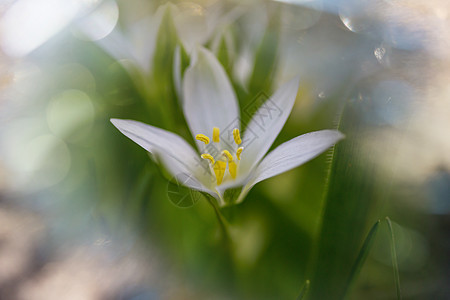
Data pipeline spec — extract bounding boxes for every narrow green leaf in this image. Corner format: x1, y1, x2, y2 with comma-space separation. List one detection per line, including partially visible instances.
296, 279, 310, 300
308, 99, 385, 300
149, 4, 180, 130
152, 4, 179, 82
173, 43, 190, 103
216, 35, 231, 72
386, 217, 402, 300
178, 42, 190, 76
343, 219, 381, 298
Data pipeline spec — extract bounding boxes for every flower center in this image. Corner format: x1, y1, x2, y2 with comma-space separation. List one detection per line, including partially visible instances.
196, 127, 243, 185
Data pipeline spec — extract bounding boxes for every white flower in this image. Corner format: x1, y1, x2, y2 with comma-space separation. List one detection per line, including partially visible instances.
111, 47, 344, 206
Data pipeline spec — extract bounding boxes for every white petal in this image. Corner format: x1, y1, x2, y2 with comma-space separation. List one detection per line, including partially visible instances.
158, 156, 215, 196
240, 76, 300, 173
110, 118, 214, 193
182, 46, 240, 149
244, 129, 344, 192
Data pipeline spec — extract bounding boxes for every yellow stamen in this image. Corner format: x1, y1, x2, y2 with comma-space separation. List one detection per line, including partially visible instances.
198, 127, 244, 185
213, 160, 226, 185
233, 128, 242, 145
201, 153, 215, 164
228, 161, 237, 179
236, 147, 243, 160
222, 150, 236, 179
196, 134, 210, 145
213, 127, 220, 143
222, 150, 233, 162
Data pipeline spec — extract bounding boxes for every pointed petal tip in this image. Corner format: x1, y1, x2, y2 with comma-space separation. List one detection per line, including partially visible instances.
245, 128, 346, 189
110, 118, 127, 128
316, 129, 346, 144
110, 117, 119, 126
331, 129, 346, 141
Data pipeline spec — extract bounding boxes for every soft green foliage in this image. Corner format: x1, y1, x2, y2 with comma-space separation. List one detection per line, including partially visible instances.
75, 8, 402, 299
17, 1, 445, 299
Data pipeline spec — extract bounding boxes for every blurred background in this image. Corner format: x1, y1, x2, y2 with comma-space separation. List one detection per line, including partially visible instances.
0, 0, 449, 299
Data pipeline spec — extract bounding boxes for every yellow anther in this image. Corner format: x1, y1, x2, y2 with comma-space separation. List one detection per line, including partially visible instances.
222, 150, 233, 162
213, 127, 220, 143
198, 127, 243, 185
201, 153, 215, 165
196, 134, 210, 145
228, 161, 237, 179
233, 128, 242, 145
213, 160, 226, 185
236, 147, 243, 160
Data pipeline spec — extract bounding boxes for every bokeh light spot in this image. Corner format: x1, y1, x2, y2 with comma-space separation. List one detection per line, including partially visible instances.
17, 134, 71, 191
46, 89, 95, 143
72, 0, 119, 41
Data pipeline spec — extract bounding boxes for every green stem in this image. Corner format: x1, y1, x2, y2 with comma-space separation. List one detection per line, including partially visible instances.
206, 196, 231, 245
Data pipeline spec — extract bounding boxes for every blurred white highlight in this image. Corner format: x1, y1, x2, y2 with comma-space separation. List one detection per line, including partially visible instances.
72, 1, 119, 41
0, 0, 100, 57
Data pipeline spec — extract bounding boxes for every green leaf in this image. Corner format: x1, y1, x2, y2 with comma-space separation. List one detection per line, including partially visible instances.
386, 217, 402, 300
173, 43, 190, 102
152, 4, 179, 84
216, 34, 231, 72
344, 219, 381, 298
148, 4, 180, 130
178, 42, 190, 77
308, 100, 385, 300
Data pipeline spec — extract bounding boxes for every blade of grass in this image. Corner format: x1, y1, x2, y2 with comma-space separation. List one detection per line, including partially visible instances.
296, 279, 310, 300
308, 100, 382, 299
386, 217, 402, 300
343, 219, 381, 298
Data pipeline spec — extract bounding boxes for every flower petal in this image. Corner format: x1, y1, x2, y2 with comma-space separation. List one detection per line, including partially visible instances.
110, 118, 214, 193
182, 46, 240, 149
242, 130, 344, 198
240, 76, 300, 173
